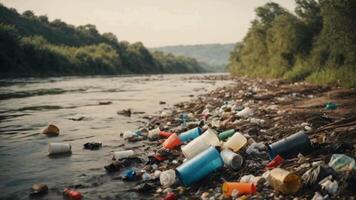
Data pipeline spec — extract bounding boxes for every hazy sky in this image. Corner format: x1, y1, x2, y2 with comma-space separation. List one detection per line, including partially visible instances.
1, 0, 295, 47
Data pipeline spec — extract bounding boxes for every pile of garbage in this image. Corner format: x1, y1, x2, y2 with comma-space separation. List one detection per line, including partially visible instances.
37, 77, 356, 199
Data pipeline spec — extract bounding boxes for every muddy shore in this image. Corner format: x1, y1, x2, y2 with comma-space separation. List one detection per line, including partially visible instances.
29, 75, 356, 199
115, 75, 356, 200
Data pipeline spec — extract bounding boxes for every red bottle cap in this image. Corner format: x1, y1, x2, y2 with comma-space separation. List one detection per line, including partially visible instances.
266, 155, 284, 169
163, 192, 177, 200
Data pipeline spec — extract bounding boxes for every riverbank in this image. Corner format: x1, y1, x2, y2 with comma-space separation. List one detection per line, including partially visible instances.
120, 76, 356, 199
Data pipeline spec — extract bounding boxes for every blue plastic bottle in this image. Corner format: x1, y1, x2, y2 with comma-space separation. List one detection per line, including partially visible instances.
178, 127, 202, 142
176, 146, 223, 186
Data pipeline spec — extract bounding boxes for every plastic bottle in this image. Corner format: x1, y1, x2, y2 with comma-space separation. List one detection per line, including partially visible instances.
267, 168, 301, 194
113, 150, 135, 160
268, 130, 312, 159
220, 149, 243, 170
176, 146, 223, 186
178, 127, 202, 142
181, 129, 220, 159
48, 143, 71, 155
162, 133, 182, 150
63, 188, 82, 200
218, 129, 235, 141
223, 132, 247, 152
222, 182, 256, 196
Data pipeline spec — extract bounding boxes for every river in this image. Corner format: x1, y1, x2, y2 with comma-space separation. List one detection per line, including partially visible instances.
0, 73, 233, 199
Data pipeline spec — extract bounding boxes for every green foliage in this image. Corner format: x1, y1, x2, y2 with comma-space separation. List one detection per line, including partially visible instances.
151, 43, 235, 72
229, 0, 356, 88
0, 4, 204, 77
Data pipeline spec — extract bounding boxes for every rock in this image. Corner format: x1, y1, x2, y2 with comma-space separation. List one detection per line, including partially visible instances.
42, 124, 59, 137
30, 183, 48, 196
83, 142, 102, 150
159, 101, 167, 105
117, 109, 131, 117
104, 161, 122, 173
201, 192, 209, 200
99, 101, 112, 105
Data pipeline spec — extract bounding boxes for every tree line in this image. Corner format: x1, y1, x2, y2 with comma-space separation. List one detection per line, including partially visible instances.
0, 4, 204, 77
229, 0, 356, 88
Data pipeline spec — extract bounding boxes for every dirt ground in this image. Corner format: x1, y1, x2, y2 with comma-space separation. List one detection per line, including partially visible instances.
115, 75, 356, 200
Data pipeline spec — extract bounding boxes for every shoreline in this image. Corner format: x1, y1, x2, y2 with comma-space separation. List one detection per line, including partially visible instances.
119, 76, 356, 199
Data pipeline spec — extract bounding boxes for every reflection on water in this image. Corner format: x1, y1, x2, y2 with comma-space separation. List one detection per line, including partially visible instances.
0, 73, 232, 199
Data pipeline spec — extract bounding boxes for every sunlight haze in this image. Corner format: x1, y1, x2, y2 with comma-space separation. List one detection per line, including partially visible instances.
0, 0, 295, 47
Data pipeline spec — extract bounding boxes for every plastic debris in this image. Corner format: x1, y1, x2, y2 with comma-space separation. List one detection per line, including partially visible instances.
121, 168, 137, 181
218, 129, 235, 141
178, 127, 202, 142
160, 169, 176, 187
302, 165, 337, 186
223, 132, 247, 152
176, 147, 223, 186
328, 154, 356, 172
48, 143, 71, 155
42, 124, 59, 137
220, 149, 243, 170
222, 182, 256, 197
240, 175, 263, 185
266, 155, 284, 169
267, 168, 301, 194
311, 192, 328, 200
163, 133, 182, 150
163, 192, 177, 200
319, 175, 338, 194
113, 150, 135, 160
63, 188, 82, 200
325, 102, 337, 110
236, 107, 253, 118
268, 130, 312, 159
246, 142, 265, 155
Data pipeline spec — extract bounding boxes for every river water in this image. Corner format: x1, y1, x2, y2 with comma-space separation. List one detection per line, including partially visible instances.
0, 73, 232, 200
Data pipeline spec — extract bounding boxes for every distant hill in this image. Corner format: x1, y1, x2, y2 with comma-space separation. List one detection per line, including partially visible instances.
151, 43, 235, 72
0, 4, 204, 77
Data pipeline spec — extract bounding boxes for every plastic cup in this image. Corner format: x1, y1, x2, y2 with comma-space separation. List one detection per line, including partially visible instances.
148, 127, 160, 138
266, 155, 284, 169
42, 124, 60, 136
176, 146, 223, 186
268, 131, 312, 159
48, 143, 71, 155
222, 182, 256, 196
199, 129, 221, 146
218, 129, 235, 141
159, 131, 174, 138
113, 150, 135, 160
267, 168, 301, 194
181, 129, 220, 159
163, 133, 182, 149
223, 132, 247, 152
181, 139, 210, 159
178, 127, 202, 142
220, 149, 243, 170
